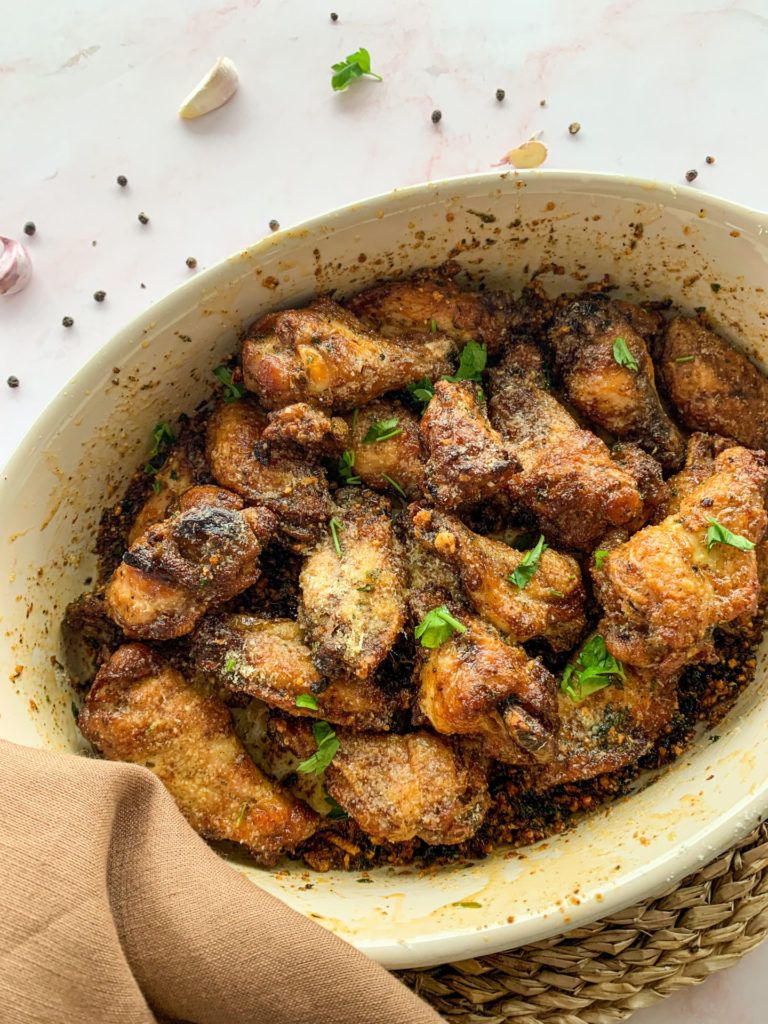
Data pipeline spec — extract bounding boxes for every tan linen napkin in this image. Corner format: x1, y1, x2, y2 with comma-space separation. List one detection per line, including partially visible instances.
0, 740, 443, 1024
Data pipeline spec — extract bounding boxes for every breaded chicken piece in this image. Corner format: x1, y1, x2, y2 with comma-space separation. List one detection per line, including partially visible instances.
595, 447, 768, 676
105, 501, 276, 640
419, 379, 519, 508
550, 297, 685, 469
344, 260, 527, 357
206, 400, 330, 547
191, 614, 404, 730
241, 298, 457, 411
659, 317, 768, 452
270, 717, 490, 845
299, 488, 407, 681
608, 443, 670, 524
79, 644, 317, 865
345, 398, 426, 498
261, 402, 349, 457
411, 600, 557, 763
488, 344, 650, 550
410, 504, 586, 651
663, 433, 736, 517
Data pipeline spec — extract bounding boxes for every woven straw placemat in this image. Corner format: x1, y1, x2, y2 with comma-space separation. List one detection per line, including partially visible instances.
399, 822, 768, 1023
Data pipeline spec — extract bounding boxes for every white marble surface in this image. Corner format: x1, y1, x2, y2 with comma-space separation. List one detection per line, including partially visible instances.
3, 0, 768, 1018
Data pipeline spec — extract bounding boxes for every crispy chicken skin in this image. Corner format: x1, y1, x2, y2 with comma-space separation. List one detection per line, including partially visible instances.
79, 644, 317, 865
411, 601, 557, 763
550, 298, 685, 469
299, 488, 407, 681
595, 447, 768, 676
271, 717, 490, 845
105, 502, 276, 640
261, 402, 349, 457
344, 260, 526, 357
346, 398, 426, 498
659, 317, 768, 451
663, 432, 737, 517
419, 380, 520, 508
206, 400, 331, 546
410, 504, 586, 651
241, 298, 457, 411
191, 614, 404, 730
489, 344, 650, 550
128, 430, 210, 545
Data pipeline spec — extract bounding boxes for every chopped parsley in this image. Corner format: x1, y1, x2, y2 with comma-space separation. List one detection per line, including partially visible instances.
705, 516, 755, 553
295, 693, 319, 710
612, 337, 639, 372
507, 534, 547, 589
236, 802, 248, 826
143, 421, 176, 490
330, 517, 344, 557
362, 416, 402, 443
407, 376, 435, 412
561, 634, 626, 703
429, 317, 437, 333
674, 355, 695, 363
381, 473, 406, 498
297, 721, 339, 774
213, 364, 243, 402
452, 901, 482, 908
509, 531, 538, 551
444, 340, 487, 383
331, 47, 382, 91
415, 605, 467, 649
710, 282, 721, 293
225, 657, 236, 673
594, 549, 609, 568
323, 788, 349, 820
338, 449, 361, 484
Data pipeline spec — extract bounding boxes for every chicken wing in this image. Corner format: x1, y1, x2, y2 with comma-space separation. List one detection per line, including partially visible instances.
345, 398, 426, 498
191, 614, 404, 730
206, 400, 331, 547
79, 644, 317, 865
105, 501, 276, 640
410, 504, 586, 651
241, 298, 457, 411
659, 317, 768, 451
550, 297, 685, 468
595, 447, 768, 676
299, 488, 407, 680
261, 402, 349, 457
270, 717, 490, 845
488, 344, 651, 550
663, 432, 736, 517
419, 379, 519, 508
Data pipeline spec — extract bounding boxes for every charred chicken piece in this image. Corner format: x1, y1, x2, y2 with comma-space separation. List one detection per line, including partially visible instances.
489, 344, 651, 550
191, 614, 403, 730
206, 400, 331, 547
241, 298, 457, 411
419, 379, 520, 509
299, 488, 407, 681
410, 504, 586, 651
261, 402, 349, 457
659, 317, 768, 452
105, 501, 276, 640
79, 644, 317, 865
550, 297, 685, 469
595, 447, 768, 677
345, 398, 426, 499
270, 716, 490, 845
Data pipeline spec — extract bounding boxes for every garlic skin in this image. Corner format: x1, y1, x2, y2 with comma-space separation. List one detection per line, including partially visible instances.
0, 237, 32, 296
501, 140, 548, 169
179, 57, 239, 119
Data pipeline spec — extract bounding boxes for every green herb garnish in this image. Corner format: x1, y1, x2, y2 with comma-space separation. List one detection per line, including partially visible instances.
330, 517, 344, 557
143, 421, 176, 483
338, 449, 361, 484
674, 355, 695, 363
594, 549, 609, 568
415, 605, 467, 649
323, 788, 349, 820
612, 337, 639, 372
225, 657, 236, 673
445, 340, 487, 383
507, 534, 547, 589
429, 317, 437, 333
705, 517, 755, 553
331, 47, 382, 91
561, 634, 626, 703
509, 531, 537, 551
296, 693, 319, 710
407, 376, 435, 412
213, 364, 243, 402
452, 901, 482, 908
710, 282, 721, 293
236, 802, 248, 826
297, 721, 339, 775
362, 416, 402, 443
381, 473, 407, 498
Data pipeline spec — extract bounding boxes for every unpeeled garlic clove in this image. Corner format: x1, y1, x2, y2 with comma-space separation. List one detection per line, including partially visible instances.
0, 236, 32, 296
179, 57, 239, 119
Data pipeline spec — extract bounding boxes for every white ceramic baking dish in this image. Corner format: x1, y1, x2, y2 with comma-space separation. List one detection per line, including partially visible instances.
3, 171, 768, 970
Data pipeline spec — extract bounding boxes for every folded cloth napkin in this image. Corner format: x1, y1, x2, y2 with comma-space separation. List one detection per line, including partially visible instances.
0, 740, 443, 1024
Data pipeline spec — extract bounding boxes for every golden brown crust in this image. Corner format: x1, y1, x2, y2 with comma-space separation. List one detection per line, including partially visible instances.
261, 402, 349, 457
346, 398, 426, 498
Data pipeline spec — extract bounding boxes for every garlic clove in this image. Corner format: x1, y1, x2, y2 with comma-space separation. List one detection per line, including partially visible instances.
179, 57, 239, 119
496, 139, 548, 169
0, 237, 32, 296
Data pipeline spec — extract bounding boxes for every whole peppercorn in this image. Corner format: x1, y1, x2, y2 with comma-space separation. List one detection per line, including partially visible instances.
568, 122, 581, 135
495, 88, 505, 102
269, 219, 280, 232
93, 290, 106, 302
117, 175, 128, 187
431, 109, 442, 124
186, 256, 197, 269
7, 376, 20, 389
138, 212, 149, 224
685, 169, 698, 182
23, 221, 36, 236
330, 11, 338, 20
62, 316, 74, 328
706, 155, 715, 165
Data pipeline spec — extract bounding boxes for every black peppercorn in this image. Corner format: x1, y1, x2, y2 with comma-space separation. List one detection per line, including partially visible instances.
568, 122, 581, 135
7, 376, 19, 389
62, 316, 74, 328
117, 175, 128, 187
685, 169, 698, 182
330, 11, 338, 20
138, 212, 149, 224
431, 109, 442, 124
706, 155, 715, 165
186, 256, 197, 269
269, 219, 280, 232
93, 290, 106, 302
495, 88, 505, 102
23, 221, 36, 236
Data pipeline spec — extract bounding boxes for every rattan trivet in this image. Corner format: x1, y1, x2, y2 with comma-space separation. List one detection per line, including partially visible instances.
399, 822, 768, 1023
